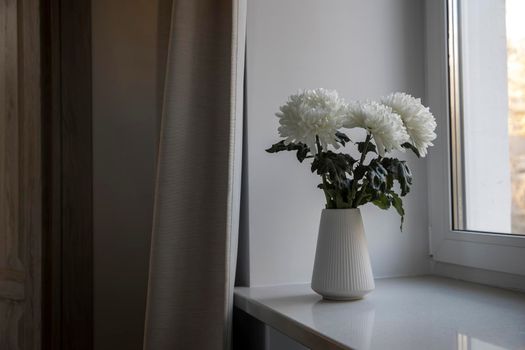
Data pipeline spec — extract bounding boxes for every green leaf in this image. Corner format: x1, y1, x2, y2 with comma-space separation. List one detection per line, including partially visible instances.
311, 151, 356, 189
366, 160, 388, 191
372, 193, 391, 210
265, 140, 288, 153
380, 158, 413, 196
265, 140, 312, 162
335, 131, 351, 146
354, 190, 373, 206
386, 172, 394, 191
295, 145, 310, 162
391, 192, 405, 230
357, 141, 377, 155
401, 142, 421, 158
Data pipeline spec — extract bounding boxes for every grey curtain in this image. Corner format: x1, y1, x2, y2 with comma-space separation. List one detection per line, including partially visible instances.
143, 0, 246, 349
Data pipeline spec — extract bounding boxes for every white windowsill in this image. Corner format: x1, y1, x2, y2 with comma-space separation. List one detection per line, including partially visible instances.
234, 276, 525, 350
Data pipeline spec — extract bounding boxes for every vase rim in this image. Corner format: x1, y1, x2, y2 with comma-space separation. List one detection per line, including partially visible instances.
322, 208, 361, 212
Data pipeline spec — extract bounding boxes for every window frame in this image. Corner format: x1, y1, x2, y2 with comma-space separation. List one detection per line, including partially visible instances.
425, 0, 525, 276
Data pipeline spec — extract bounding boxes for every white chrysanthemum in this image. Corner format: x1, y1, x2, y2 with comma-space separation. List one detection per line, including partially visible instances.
277, 89, 347, 153
381, 92, 437, 157
344, 101, 409, 156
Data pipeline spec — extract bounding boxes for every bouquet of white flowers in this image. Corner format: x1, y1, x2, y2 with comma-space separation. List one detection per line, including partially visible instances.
266, 89, 437, 228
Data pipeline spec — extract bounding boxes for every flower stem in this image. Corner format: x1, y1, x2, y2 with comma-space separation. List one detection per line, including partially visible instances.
359, 133, 372, 165
354, 180, 368, 207
315, 136, 334, 208
350, 133, 372, 207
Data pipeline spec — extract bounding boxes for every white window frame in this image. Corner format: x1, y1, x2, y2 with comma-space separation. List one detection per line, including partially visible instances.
425, 0, 525, 276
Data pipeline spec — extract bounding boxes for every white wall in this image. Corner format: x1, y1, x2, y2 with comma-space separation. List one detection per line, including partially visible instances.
245, 0, 431, 286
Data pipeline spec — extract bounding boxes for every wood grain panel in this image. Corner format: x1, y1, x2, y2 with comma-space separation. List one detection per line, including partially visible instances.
19, 0, 43, 347
0, 3, 24, 349
0, 0, 42, 349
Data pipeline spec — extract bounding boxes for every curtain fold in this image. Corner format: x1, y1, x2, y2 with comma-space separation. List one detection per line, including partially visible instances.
143, 0, 246, 348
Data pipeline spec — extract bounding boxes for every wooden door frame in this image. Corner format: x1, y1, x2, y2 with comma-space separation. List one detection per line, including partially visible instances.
1, 0, 93, 348
41, 0, 93, 348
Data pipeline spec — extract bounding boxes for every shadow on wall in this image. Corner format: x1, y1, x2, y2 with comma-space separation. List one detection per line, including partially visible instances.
92, 0, 172, 349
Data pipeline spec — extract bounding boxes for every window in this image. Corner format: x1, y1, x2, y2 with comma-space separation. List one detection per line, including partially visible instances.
450, 0, 525, 235
426, 0, 525, 276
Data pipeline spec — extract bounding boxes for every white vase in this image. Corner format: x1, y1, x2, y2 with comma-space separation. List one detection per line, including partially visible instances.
311, 208, 375, 300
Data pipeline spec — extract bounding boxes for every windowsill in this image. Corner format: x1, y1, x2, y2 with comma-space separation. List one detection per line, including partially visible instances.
234, 276, 525, 350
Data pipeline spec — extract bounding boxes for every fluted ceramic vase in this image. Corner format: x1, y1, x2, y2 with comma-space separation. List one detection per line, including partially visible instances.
311, 208, 375, 300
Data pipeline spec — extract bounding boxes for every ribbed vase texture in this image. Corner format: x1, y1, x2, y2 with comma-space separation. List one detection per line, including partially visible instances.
311, 209, 375, 300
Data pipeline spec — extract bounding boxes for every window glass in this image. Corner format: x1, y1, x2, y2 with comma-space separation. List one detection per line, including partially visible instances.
451, 0, 525, 234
